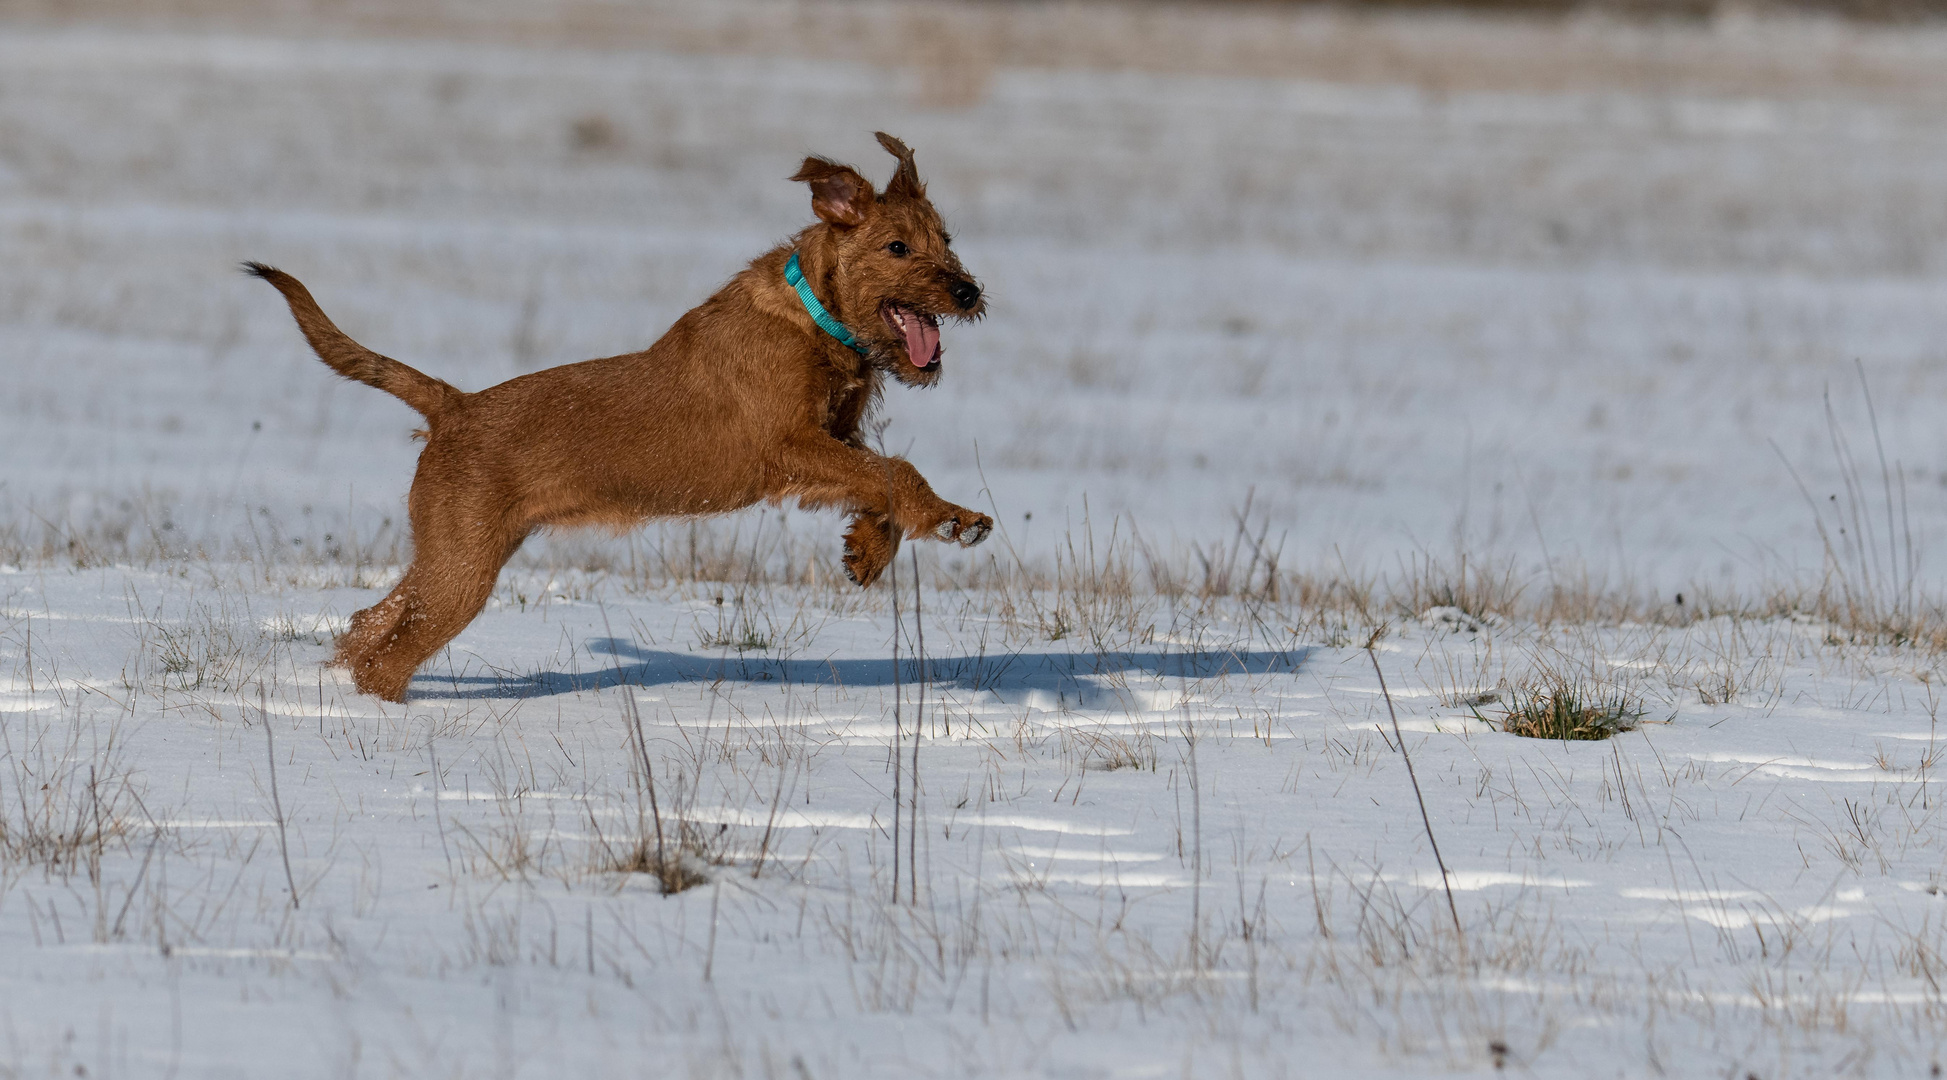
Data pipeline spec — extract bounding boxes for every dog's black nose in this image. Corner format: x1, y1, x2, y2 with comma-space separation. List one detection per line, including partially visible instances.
948, 279, 981, 310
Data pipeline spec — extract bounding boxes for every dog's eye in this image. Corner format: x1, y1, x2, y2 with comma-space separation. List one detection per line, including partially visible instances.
886, 241, 909, 257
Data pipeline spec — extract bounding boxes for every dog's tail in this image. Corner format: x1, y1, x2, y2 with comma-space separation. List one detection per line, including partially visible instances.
243, 262, 463, 419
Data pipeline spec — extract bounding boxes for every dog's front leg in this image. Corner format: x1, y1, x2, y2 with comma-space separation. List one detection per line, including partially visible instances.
775, 434, 993, 586
840, 511, 898, 587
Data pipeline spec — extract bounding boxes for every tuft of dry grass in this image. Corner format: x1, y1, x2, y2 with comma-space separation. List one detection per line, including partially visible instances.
585, 687, 720, 894
0, 708, 140, 881
1074, 724, 1159, 772
1399, 552, 1525, 625
1771, 368, 1947, 651
1492, 680, 1641, 741
144, 601, 274, 692
602, 831, 714, 894
694, 591, 775, 654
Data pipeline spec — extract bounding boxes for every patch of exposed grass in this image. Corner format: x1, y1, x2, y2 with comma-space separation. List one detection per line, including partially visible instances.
606, 834, 713, 894
694, 586, 782, 654
143, 601, 274, 693
1493, 682, 1640, 741
0, 710, 139, 881
1075, 726, 1158, 772
696, 623, 772, 653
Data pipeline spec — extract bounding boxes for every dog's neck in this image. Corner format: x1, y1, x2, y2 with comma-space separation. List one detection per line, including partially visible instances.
789, 231, 851, 320
738, 236, 882, 441
762, 231, 870, 375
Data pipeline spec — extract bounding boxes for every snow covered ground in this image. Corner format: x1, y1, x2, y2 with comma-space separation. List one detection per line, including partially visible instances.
9, 564, 1947, 1077
8, 2, 1947, 1076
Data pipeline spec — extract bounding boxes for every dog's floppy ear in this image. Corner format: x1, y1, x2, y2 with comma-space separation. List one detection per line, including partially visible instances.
791, 157, 874, 228
875, 132, 925, 199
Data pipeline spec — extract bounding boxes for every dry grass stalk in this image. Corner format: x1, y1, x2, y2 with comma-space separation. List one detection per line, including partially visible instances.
590, 686, 710, 894
1366, 632, 1462, 937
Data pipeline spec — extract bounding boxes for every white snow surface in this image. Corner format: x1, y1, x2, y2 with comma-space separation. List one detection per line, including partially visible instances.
9, 6, 1947, 1077
9, 567, 1947, 1077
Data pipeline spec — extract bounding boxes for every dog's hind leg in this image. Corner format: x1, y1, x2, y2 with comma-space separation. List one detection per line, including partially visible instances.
333, 584, 412, 672
350, 565, 507, 702
347, 513, 528, 702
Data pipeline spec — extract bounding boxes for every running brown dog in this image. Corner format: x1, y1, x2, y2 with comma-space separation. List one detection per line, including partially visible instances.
248, 133, 992, 702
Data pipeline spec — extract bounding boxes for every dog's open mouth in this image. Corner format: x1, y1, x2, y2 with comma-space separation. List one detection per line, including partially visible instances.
881, 302, 940, 368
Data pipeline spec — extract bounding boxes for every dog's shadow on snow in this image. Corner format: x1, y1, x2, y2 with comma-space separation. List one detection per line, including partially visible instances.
412, 638, 1314, 705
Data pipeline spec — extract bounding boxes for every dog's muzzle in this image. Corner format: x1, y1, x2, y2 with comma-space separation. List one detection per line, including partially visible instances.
948, 279, 981, 311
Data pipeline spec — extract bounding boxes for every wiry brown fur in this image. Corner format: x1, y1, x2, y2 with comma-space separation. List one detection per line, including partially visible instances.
248, 133, 992, 702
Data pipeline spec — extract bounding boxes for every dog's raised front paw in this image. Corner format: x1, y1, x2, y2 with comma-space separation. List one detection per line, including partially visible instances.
932, 511, 993, 548
843, 545, 889, 588
842, 513, 895, 588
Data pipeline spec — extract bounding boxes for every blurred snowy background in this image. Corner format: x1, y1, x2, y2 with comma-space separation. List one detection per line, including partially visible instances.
4, 0, 1947, 593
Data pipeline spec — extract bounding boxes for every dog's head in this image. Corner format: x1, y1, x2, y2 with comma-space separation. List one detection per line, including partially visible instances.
791, 133, 984, 387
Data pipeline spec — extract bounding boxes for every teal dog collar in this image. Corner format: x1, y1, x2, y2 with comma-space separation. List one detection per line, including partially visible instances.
785, 252, 868, 357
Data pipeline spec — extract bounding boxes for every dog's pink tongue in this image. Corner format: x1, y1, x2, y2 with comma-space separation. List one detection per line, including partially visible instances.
905, 318, 939, 367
